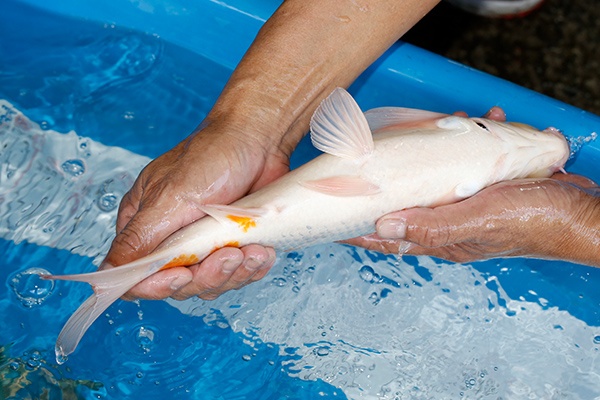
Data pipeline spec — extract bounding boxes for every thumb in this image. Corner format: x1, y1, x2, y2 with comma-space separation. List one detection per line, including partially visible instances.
376, 206, 473, 249
103, 200, 200, 268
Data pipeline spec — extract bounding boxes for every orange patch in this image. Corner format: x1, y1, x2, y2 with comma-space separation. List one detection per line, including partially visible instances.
227, 215, 256, 232
209, 241, 240, 255
160, 254, 200, 270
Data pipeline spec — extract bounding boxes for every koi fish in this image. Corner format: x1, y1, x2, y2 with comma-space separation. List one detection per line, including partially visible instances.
44, 88, 569, 362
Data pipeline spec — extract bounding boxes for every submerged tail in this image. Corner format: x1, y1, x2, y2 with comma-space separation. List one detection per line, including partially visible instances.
42, 259, 164, 363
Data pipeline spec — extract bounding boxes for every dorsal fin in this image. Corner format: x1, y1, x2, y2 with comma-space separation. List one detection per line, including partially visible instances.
309, 88, 374, 160
364, 107, 447, 132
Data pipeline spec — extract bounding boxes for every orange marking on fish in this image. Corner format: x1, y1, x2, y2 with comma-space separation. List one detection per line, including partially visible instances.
209, 241, 240, 255
227, 215, 256, 232
160, 254, 200, 270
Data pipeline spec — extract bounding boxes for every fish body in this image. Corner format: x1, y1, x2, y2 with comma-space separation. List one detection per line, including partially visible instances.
45, 88, 569, 362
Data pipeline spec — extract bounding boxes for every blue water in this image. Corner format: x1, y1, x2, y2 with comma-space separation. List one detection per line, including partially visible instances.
2, 0, 600, 399
0, 2, 343, 398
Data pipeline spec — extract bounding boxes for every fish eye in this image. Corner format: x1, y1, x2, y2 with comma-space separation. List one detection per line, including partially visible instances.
475, 121, 490, 131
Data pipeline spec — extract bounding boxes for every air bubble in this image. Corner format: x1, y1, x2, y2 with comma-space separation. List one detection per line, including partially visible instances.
23, 350, 42, 370
61, 159, 85, 177
97, 193, 119, 212
359, 265, 381, 284
271, 277, 287, 287
10, 267, 54, 308
315, 346, 330, 357
78, 138, 92, 157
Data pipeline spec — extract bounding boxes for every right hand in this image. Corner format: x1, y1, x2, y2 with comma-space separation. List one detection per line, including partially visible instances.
101, 119, 289, 301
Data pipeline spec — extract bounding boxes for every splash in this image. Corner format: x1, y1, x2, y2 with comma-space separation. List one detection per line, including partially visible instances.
0, 101, 150, 263
567, 131, 598, 159
169, 245, 600, 398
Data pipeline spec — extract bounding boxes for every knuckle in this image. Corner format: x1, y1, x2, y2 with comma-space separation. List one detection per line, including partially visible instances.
410, 216, 451, 248
113, 227, 145, 255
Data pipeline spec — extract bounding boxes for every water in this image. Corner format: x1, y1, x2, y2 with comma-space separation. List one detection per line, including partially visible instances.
1, 0, 600, 399
10, 267, 54, 308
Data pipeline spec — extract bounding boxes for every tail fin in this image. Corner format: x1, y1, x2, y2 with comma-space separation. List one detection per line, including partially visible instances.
42, 259, 161, 364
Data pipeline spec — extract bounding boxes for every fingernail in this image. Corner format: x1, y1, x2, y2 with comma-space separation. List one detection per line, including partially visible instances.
378, 218, 406, 239
243, 256, 262, 272
221, 257, 240, 274
170, 275, 191, 291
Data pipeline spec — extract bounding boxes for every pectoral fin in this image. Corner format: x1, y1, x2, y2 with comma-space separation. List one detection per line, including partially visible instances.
310, 88, 374, 160
301, 175, 380, 197
200, 204, 267, 232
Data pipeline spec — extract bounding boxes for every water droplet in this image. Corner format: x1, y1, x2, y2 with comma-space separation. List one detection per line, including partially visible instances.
271, 277, 287, 287
136, 372, 144, 379
23, 350, 42, 370
10, 267, 54, 308
567, 131, 598, 158
9, 361, 20, 370
315, 346, 330, 357
135, 325, 156, 354
97, 193, 119, 212
292, 285, 300, 293
61, 159, 85, 177
359, 265, 381, 283
593, 335, 600, 344
78, 138, 92, 157
242, 354, 251, 361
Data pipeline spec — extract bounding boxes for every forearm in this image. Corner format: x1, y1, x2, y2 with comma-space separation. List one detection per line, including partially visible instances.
207, 0, 440, 156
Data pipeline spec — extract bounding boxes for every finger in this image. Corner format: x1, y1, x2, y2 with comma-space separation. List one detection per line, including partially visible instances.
483, 106, 506, 122
551, 172, 599, 189
122, 267, 193, 301
104, 193, 203, 267
376, 206, 472, 249
193, 245, 275, 300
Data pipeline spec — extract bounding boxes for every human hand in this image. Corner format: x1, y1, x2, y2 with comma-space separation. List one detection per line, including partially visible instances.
347, 173, 600, 266
101, 119, 288, 301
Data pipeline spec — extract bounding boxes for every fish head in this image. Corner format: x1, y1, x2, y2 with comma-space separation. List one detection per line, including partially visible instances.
464, 116, 570, 179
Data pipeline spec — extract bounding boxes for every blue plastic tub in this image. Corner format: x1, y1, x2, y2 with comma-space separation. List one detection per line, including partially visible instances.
1, 0, 599, 398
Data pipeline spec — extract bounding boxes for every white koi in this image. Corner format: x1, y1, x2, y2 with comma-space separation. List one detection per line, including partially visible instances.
43, 88, 569, 362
